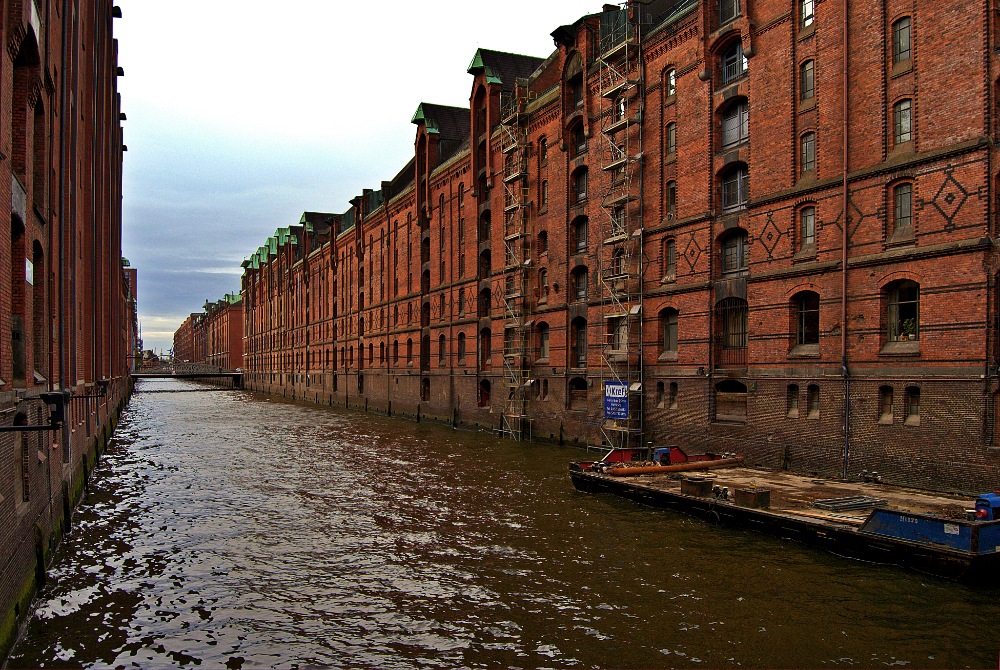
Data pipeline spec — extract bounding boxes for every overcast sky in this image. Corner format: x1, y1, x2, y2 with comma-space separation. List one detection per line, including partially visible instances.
116, 1, 594, 354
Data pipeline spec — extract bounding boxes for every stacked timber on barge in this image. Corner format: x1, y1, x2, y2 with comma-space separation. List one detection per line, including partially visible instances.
570, 451, 1000, 583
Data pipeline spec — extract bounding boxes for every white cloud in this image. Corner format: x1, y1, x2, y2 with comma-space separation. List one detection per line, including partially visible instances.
117, 0, 593, 352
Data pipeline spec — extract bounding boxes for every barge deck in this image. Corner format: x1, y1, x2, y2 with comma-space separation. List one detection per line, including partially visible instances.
570, 465, 1000, 583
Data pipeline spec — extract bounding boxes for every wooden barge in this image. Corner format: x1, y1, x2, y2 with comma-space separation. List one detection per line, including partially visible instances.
569, 448, 1000, 583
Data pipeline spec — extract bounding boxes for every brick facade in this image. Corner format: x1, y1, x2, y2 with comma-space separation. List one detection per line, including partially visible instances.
240, 0, 1000, 495
173, 296, 244, 370
0, 0, 130, 660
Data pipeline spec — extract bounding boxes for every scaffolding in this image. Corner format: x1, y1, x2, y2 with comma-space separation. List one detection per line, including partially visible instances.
598, 2, 646, 450
499, 79, 534, 440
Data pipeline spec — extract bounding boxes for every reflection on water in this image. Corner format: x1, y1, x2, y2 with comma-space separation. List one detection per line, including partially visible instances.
8, 379, 999, 668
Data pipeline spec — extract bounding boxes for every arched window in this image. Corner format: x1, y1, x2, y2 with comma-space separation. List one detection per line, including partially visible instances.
879, 385, 894, 423
720, 228, 749, 276
885, 279, 920, 342
793, 291, 820, 347
406, 338, 413, 364
479, 379, 491, 407
458, 332, 467, 364
438, 334, 446, 366
787, 384, 800, 418
892, 17, 911, 64
660, 308, 679, 355
537, 322, 550, 360
421, 378, 431, 402
664, 68, 677, 99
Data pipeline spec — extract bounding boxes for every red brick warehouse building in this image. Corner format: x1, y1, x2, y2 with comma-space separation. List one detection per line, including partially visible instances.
241, 0, 1000, 493
172, 294, 244, 370
0, 0, 132, 659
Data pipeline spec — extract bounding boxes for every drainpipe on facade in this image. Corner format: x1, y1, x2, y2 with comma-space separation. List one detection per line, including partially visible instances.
841, 0, 852, 480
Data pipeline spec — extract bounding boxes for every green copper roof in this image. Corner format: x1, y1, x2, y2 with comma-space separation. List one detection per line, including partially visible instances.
467, 49, 503, 84
410, 103, 439, 134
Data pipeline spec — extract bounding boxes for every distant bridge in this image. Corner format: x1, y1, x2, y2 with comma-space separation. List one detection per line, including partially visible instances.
131, 368, 243, 388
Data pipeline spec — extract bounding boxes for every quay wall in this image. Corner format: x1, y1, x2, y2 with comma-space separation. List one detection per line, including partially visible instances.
236, 0, 1000, 496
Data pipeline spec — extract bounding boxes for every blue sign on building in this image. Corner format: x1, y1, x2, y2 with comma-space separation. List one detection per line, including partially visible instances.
604, 381, 629, 420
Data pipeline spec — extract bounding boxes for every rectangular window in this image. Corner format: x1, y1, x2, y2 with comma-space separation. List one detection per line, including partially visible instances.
800, 207, 816, 249
894, 183, 912, 232
722, 42, 747, 84
665, 239, 677, 278
800, 60, 814, 101
800, 133, 816, 173
801, 0, 815, 28
721, 102, 749, 147
539, 327, 550, 359
666, 123, 677, 154
663, 311, 678, 352
719, 0, 740, 25
721, 168, 749, 211
893, 99, 912, 145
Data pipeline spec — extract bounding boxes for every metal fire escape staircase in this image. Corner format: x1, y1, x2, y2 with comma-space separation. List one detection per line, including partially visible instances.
598, 2, 646, 449
499, 80, 534, 441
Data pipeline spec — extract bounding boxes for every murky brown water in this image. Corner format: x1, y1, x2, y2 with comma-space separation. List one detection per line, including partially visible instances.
7, 379, 1000, 669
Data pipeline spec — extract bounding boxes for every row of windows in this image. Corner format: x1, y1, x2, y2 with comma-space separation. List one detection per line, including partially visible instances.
333, 279, 917, 369
654, 280, 919, 358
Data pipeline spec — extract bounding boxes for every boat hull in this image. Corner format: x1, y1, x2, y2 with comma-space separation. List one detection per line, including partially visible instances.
569, 469, 1000, 583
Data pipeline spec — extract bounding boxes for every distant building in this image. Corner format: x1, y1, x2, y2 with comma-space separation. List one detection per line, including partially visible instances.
172, 295, 244, 371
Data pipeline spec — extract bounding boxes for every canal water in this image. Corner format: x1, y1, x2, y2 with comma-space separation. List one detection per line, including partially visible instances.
7, 379, 999, 669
